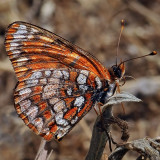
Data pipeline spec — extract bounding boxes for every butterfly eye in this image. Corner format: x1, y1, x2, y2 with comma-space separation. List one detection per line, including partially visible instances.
111, 66, 122, 79
115, 68, 122, 78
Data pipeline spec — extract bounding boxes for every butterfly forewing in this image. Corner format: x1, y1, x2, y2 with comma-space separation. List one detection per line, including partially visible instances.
5, 21, 110, 79
5, 21, 107, 140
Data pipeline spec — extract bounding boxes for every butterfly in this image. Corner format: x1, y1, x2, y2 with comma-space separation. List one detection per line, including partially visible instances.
4, 21, 127, 141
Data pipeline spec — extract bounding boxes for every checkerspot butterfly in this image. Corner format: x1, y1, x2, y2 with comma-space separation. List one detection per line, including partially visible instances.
4, 21, 157, 141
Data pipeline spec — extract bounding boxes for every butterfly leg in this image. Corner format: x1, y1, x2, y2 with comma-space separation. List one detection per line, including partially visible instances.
119, 76, 126, 86
93, 102, 103, 115
116, 82, 126, 114
93, 107, 99, 115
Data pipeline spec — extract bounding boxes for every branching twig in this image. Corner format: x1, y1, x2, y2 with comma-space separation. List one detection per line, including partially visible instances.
108, 137, 160, 160
85, 92, 141, 160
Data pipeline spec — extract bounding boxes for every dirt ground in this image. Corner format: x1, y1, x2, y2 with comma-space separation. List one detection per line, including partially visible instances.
0, 0, 160, 160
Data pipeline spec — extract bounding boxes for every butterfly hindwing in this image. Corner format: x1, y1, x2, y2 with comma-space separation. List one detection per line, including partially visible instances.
14, 68, 97, 140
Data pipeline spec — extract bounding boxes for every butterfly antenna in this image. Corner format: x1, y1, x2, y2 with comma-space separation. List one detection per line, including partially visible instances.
120, 51, 157, 65
116, 19, 125, 66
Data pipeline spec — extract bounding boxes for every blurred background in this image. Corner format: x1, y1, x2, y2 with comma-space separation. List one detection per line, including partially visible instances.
0, 0, 160, 159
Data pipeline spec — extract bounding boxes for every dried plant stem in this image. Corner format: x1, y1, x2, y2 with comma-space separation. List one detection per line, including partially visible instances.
35, 139, 53, 160
85, 106, 113, 160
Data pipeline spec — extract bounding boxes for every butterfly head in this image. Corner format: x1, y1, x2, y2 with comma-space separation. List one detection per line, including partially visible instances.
109, 62, 125, 81
109, 51, 158, 81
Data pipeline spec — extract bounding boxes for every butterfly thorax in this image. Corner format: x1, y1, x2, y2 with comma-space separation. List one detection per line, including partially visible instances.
92, 63, 125, 105
92, 80, 117, 104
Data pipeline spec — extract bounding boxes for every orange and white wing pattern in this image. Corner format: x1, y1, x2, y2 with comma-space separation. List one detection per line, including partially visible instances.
5, 22, 114, 141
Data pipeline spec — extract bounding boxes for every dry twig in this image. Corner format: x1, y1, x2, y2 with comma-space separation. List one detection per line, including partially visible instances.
35, 139, 53, 160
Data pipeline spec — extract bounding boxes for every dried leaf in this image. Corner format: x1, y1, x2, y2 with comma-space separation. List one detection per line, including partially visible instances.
103, 92, 142, 107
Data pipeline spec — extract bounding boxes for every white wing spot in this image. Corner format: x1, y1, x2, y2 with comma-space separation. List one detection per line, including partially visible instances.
27, 35, 34, 39
40, 78, 47, 84
19, 99, 31, 112
16, 57, 28, 66
13, 34, 26, 39
95, 76, 102, 89
19, 88, 31, 96
74, 96, 85, 107
30, 71, 42, 79
9, 46, 18, 51
41, 128, 50, 134
42, 84, 57, 99
32, 118, 43, 132
56, 125, 70, 139
45, 70, 51, 77
10, 43, 19, 47
49, 97, 59, 105
26, 106, 38, 121
26, 79, 38, 85
17, 88, 32, 102
71, 116, 78, 125
12, 38, 22, 42
16, 27, 27, 34
31, 28, 39, 33
56, 118, 68, 126
48, 78, 59, 84
54, 100, 65, 112
55, 112, 64, 125
77, 74, 87, 84
79, 85, 88, 92
16, 57, 28, 62
67, 88, 72, 96
52, 70, 63, 79
19, 24, 27, 30
62, 70, 69, 80
80, 70, 89, 76
12, 50, 21, 55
